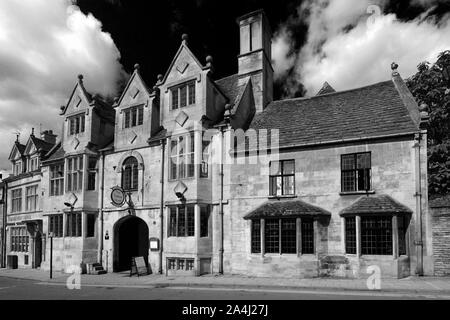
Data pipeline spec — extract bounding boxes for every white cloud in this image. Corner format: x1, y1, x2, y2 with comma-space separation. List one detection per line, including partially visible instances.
272, 0, 450, 96
0, 0, 126, 174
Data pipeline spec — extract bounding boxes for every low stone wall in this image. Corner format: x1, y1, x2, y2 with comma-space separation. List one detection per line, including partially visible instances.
430, 199, 450, 276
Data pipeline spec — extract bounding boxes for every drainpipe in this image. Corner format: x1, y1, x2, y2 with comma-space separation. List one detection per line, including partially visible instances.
414, 133, 424, 276
98, 151, 105, 266
159, 139, 166, 274
218, 125, 225, 275
1, 181, 7, 268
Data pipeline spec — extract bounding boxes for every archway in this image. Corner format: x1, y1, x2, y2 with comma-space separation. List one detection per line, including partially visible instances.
113, 216, 149, 272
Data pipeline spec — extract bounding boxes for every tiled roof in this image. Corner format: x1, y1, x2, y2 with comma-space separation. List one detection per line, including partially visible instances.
148, 127, 167, 145
250, 80, 419, 149
216, 74, 246, 105
243, 199, 331, 219
31, 136, 54, 153
44, 144, 65, 162
339, 195, 412, 216
16, 142, 26, 155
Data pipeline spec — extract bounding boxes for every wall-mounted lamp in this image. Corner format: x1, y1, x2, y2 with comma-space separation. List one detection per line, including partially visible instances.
104, 230, 109, 240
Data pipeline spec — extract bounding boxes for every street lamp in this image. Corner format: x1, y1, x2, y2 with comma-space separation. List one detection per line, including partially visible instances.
48, 232, 54, 279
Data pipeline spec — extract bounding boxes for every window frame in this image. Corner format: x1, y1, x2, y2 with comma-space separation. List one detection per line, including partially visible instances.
251, 217, 315, 255
269, 160, 295, 197
169, 133, 195, 180
50, 163, 64, 196
11, 188, 22, 213
344, 214, 409, 256
340, 152, 372, 193
68, 113, 85, 136
121, 156, 139, 192
66, 212, 82, 238
170, 80, 196, 110
168, 205, 195, 237
49, 214, 64, 238
25, 185, 38, 212
122, 105, 144, 129
10, 227, 29, 253
66, 156, 83, 192
87, 157, 98, 191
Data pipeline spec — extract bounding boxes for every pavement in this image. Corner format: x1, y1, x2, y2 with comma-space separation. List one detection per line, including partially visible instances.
0, 269, 450, 298
1, 267, 450, 296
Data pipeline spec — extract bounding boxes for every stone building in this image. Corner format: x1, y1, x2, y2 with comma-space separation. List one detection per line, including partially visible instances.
2, 9, 439, 278
4, 129, 56, 269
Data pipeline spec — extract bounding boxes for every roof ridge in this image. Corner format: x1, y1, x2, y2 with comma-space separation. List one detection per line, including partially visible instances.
216, 73, 239, 83
271, 80, 393, 105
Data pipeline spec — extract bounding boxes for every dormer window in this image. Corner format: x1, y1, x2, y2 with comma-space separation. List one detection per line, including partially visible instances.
68, 114, 85, 135
171, 81, 195, 110
28, 157, 39, 172
123, 105, 144, 129
13, 161, 21, 176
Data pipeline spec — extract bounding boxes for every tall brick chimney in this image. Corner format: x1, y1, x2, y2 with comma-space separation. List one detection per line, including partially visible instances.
237, 9, 273, 113
41, 130, 57, 145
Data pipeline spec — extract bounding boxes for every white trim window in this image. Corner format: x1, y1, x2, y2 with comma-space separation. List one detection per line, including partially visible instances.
169, 133, 195, 180
170, 81, 196, 110
11, 188, 22, 213
25, 185, 38, 212
68, 114, 85, 136
67, 156, 83, 192
123, 105, 144, 129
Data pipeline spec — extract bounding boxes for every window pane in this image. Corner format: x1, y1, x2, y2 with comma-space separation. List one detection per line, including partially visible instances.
180, 85, 187, 108
138, 106, 144, 125
169, 207, 177, 237
87, 214, 96, 237
357, 168, 371, 191
124, 110, 130, 128
131, 107, 137, 127
171, 89, 179, 109
345, 217, 357, 254
283, 175, 295, 195
200, 206, 210, 237
301, 218, 314, 254
281, 219, 296, 253
177, 207, 186, 236
361, 216, 392, 255
264, 219, 279, 253
342, 155, 355, 170
357, 153, 371, 169
269, 161, 281, 176
342, 171, 356, 192
283, 160, 295, 175
188, 82, 195, 105
251, 220, 261, 253
187, 206, 195, 236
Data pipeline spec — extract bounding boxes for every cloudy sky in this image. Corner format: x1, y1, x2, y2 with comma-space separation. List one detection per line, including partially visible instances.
0, 0, 449, 174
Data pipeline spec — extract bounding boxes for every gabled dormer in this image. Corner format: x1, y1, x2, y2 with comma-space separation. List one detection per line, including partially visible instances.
156, 34, 228, 135
23, 129, 57, 172
60, 75, 115, 154
113, 64, 156, 151
8, 137, 26, 176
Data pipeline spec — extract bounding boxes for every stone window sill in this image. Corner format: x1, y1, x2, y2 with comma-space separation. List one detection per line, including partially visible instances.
339, 190, 375, 196
268, 195, 298, 200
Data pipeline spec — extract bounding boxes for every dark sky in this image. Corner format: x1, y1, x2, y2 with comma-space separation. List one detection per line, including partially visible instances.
77, 0, 450, 99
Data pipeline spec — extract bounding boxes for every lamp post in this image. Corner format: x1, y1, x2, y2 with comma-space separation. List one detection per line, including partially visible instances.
48, 232, 54, 279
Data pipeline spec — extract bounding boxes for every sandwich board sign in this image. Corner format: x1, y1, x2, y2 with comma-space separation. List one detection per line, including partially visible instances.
130, 256, 150, 277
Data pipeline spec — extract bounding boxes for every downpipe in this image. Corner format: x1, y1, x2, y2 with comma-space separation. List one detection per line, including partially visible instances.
159, 139, 165, 274
414, 133, 424, 276
98, 152, 105, 266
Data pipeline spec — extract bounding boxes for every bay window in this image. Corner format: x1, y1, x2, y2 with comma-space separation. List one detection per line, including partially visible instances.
67, 156, 83, 192
169, 133, 195, 180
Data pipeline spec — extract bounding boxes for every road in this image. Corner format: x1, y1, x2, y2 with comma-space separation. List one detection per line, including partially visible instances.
0, 276, 448, 300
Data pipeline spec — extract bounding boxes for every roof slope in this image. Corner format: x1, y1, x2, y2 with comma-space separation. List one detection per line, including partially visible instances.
244, 199, 331, 219
250, 80, 419, 148
31, 136, 54, 153
339, 195, 412, 216
216, 74, 246, 104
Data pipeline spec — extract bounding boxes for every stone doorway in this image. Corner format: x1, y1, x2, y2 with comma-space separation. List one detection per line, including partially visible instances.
113, 215, 149, 272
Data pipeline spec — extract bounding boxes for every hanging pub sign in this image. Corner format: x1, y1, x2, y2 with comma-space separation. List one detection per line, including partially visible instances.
111, 186, 126, 207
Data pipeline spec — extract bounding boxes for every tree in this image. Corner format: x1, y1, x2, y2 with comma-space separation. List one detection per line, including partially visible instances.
406, 50, 450, 197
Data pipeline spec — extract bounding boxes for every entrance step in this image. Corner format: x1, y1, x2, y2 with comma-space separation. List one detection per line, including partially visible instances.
87, 263, 107, 275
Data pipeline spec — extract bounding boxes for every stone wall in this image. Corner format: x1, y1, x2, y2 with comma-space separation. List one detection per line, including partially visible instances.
430, 199, 450, 276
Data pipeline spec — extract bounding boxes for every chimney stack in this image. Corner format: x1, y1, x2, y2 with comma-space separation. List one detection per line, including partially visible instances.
41, 130, 57, 145
236, 9, 273, 113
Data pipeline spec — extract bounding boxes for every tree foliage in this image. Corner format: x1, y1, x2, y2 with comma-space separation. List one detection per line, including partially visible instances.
406, 50, 450, 197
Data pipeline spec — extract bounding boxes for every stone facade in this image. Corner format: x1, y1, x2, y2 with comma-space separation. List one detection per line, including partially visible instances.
2, 9, 442, 279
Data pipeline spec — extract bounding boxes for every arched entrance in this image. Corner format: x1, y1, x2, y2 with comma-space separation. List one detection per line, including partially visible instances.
113, 216, 149, 272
